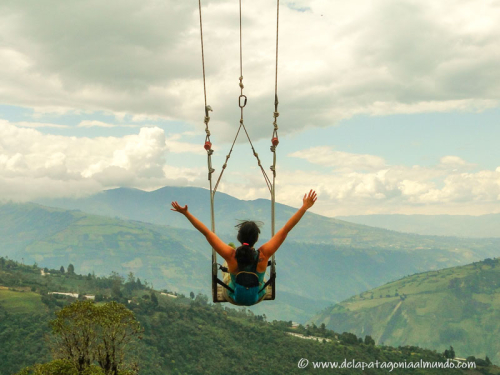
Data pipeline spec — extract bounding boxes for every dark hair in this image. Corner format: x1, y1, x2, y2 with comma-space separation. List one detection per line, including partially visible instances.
234, 220, 263, 269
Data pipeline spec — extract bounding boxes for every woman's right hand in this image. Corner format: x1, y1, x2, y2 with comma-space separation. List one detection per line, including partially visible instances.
171, 201, 188, 215
302, 190, 317, 210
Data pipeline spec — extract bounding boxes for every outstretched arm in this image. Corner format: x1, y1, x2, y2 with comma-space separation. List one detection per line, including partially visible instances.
260, 190, 317, 258
171, 201, 233, 260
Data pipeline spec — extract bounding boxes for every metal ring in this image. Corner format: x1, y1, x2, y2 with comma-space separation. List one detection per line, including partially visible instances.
239, 95, 247, 108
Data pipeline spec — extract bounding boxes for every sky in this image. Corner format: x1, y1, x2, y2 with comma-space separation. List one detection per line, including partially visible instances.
1, 0, 500, 217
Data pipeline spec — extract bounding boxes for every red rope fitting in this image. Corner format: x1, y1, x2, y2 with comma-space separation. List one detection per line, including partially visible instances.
204, 141, 212, 150
271, 137, 279, 146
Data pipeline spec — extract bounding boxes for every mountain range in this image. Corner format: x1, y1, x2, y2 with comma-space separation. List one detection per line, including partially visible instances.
0, 186, 496, 322
337, 214, 500, 238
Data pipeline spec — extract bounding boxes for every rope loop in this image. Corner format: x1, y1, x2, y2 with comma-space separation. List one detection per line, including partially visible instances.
205, 105, 213, 117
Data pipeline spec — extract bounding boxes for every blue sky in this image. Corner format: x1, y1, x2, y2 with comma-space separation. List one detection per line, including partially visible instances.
1, 0, 500, 216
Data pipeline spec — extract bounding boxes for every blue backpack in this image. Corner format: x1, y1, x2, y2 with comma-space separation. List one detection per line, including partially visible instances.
232, 250, 262, 306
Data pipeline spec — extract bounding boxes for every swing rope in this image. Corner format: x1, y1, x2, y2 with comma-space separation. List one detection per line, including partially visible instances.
198, 0, 280, 302
270, 0, 280, 287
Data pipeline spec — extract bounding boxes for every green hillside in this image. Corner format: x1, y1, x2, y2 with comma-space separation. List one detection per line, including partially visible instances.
310, 257, 500, 365
1, 201, 500, 323
1, 259, 498, 375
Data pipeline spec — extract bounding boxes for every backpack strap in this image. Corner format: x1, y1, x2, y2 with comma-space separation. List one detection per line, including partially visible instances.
259, 271, 276, 294
253, 249, 260, 269
213, 275, 234, 294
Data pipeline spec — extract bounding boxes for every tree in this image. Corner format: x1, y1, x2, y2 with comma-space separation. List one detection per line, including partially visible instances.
60, 266, 65, 274
68, 264, 75, 275
150, 292, 158, 307
15, 359, 101, 375
444, 346, 455, 359
112, 283, 122, 300
194, 293, 208, 305
127, 272, 135, 283
50, 300, 98, 372
190, 291, 195, 299
339, 332, 359, 345
364, 335, 375, 345
466, 356, 476, 363
49, 300, 141, 375
124, 273, 136, 294
95, 302, 142, 374
449, 346, 455, 359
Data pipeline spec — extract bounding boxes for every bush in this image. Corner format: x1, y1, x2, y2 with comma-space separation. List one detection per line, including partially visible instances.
16, 359, 134, 374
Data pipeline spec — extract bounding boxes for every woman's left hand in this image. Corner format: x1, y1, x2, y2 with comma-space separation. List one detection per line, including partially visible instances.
171, 201, 188, 215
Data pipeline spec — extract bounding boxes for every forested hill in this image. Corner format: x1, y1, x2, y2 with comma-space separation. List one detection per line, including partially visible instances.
1, 201, 500, 324
1, 259, 498, 375
310, 257, 500, 366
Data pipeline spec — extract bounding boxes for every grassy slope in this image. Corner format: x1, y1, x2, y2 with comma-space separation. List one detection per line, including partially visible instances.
0, 289, 46, 314
311, 258, 500, 365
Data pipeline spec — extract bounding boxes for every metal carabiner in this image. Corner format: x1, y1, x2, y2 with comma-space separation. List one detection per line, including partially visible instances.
239, 94, 247, 108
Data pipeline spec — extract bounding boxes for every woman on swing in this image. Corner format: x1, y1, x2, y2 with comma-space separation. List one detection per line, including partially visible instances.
171, 189, 317, 305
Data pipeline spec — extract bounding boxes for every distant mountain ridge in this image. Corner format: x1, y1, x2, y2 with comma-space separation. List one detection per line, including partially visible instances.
337, 214, 500, 238
310, 257, 500, 365
36, 186, 500, 248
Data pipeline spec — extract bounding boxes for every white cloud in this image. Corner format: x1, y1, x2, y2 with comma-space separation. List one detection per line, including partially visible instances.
289, 146, 386, 171
0, 0, 499, 141
77, 120, 138, 128
165, 133, 206, 155
0, 121, 205, 201
1, 118, 499, 214
14, 121, 70, 129
214, 146, 500, 216
439, 155, 477, 171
